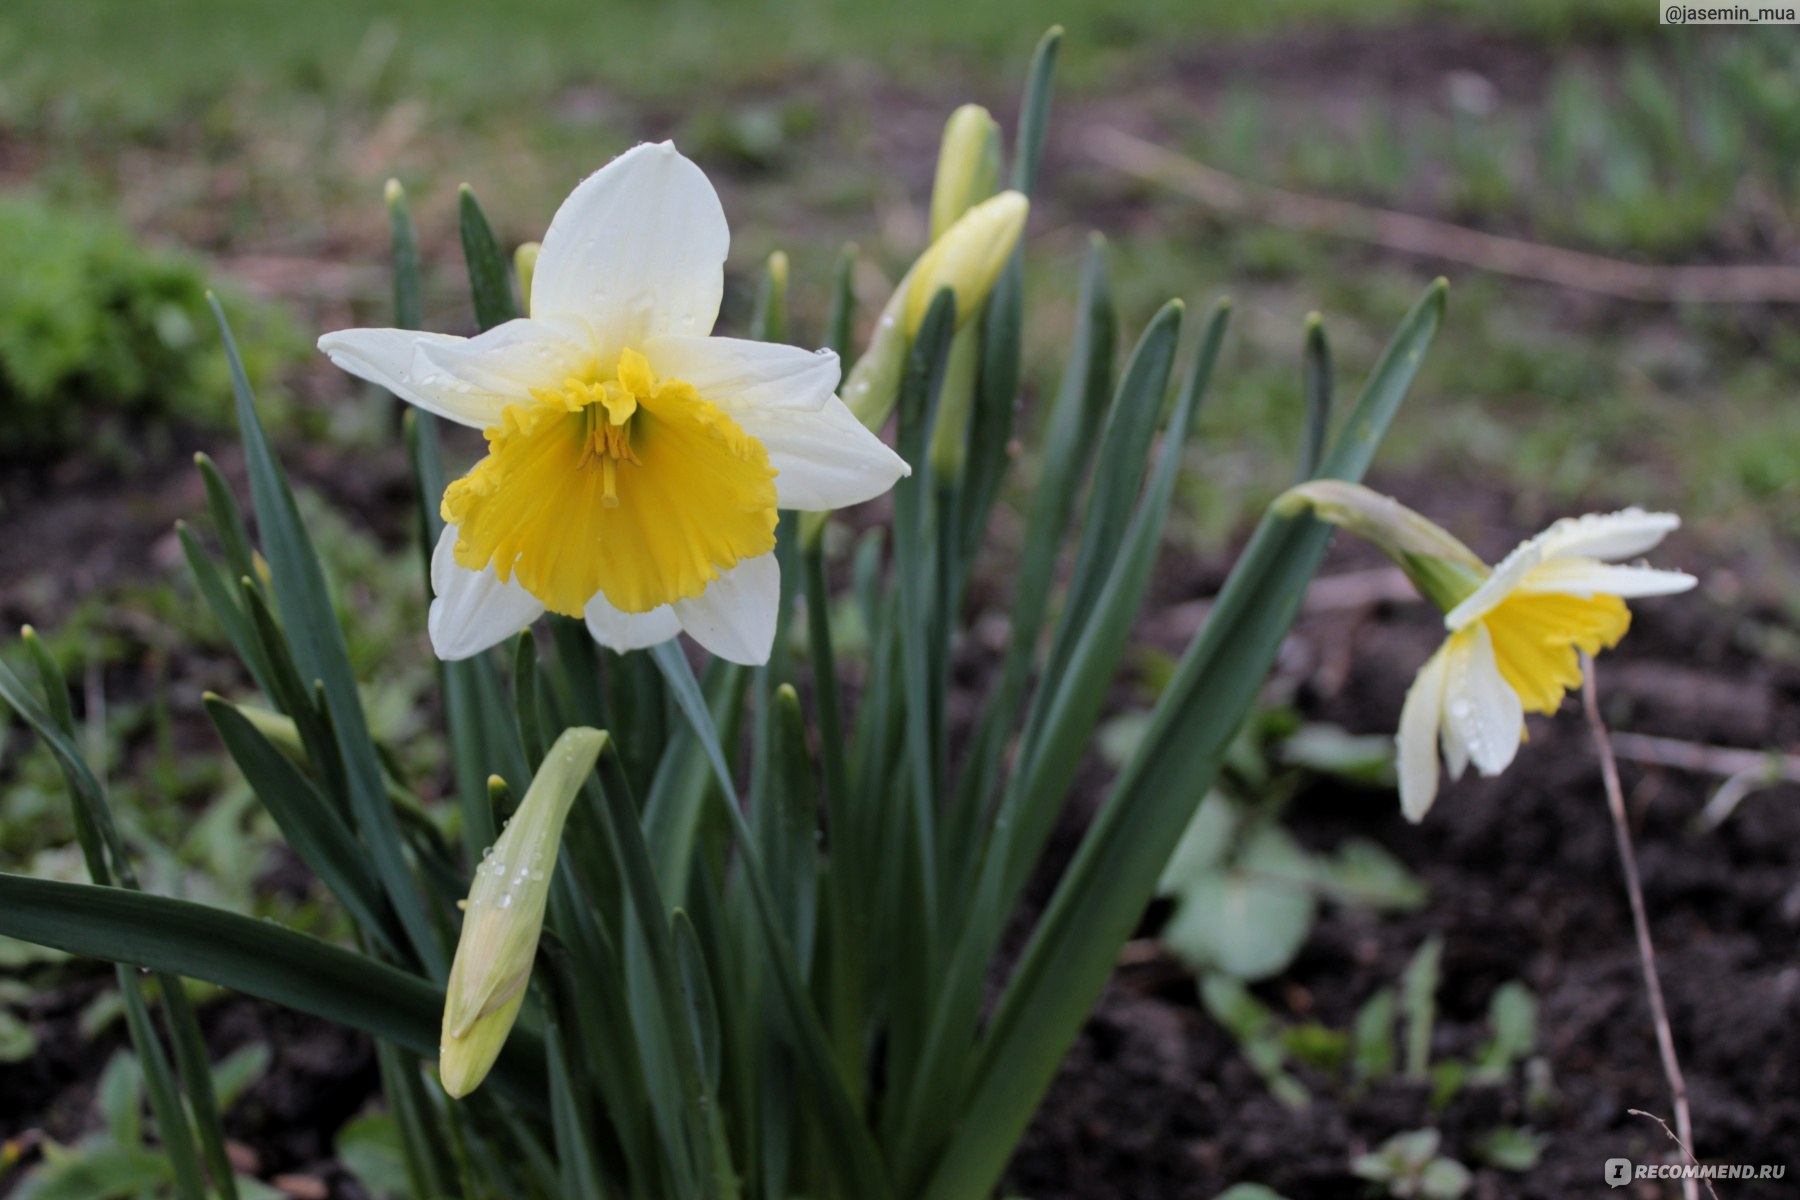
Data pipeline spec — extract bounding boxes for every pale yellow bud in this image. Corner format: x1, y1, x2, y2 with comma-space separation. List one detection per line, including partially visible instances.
840, 281, 912, 434
905, 191, 1029, 337
930, 105, 1002, 240
514, 242, 540, 317
439, 727, 604, 1098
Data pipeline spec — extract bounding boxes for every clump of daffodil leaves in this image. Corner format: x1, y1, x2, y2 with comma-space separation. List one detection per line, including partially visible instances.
0, 27, 1694, 1200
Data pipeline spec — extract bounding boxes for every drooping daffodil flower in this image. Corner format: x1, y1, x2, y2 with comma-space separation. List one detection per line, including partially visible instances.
1277, 482, 1697, 822
319, 143, 909, 666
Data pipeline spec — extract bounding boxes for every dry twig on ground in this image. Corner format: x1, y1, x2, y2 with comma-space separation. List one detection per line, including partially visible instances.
1090, 128, 1800, 305
1583, 658, 1700, 1200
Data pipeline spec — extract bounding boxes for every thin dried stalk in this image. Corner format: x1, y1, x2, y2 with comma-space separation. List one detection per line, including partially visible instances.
1581, 657, 1699, 1200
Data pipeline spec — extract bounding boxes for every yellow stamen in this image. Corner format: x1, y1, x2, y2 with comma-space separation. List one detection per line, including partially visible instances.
1481, 591, 1631, 715
441, 348, 777, 617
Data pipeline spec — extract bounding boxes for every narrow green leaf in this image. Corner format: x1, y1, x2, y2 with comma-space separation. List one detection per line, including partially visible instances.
957, 235, 1115, 820
176, 523, 280, 702
891, 289, 959, 935
18, 626, 74, 737
1299, 312, 1332, 481
0, 873, 547, 1106
1030, 298, 1184, 700
650, 646, 892, 1200
0, 657, 130, 886
7, 645, 233, 1198
159, 977, 242, 1200
459, 185, 521, 331
205, 697, 397, 952
752, 251, 788, 344
388, 179, 424, 332
375, 1041, 452, 1200
669, 911, 722, 1102
594, 736, 716, 1198
825, 244, 858, 363
121, 976, 206, 1200
766, 686, 820, 972
642, 655, 747, 905
956, 248, 1022, 574
209, 294, 444, 978
921, 280, 1446, 1200
897, 299, 1225, 1190
513, 630, 547, 767
1010, 26, 1063, 197
194, 452, 259, 587
238, 579, 351, 815
546, 1021, 609, 1200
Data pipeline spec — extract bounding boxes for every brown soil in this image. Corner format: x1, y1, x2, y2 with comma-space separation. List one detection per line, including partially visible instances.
1007, 515, 1800, 1200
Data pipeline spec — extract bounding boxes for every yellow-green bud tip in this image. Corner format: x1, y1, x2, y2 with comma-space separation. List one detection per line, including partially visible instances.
905, 190, 1030, 336
384, 178, 405, 207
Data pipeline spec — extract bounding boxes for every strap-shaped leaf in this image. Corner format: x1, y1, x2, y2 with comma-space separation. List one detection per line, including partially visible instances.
388, 179, 424, 331
894, 299, 1227, 1189
1299, 312, 1333, 481
10, 640, 232, 1199
194, 452, 260, 590
954, 235, 1116, 825
210, 295, 444, 978
0, 873, 548, 1107
205, 696, 399, 954
459, 185, 521, 330
920, 279, 1446, 1200
1028, 297, 1183, 707
651, 643, 893, 1200
1009, 26, 1062, 198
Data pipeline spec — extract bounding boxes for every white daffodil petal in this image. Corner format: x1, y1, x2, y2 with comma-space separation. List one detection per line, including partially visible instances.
1397, 642, 1451, 823
645, 335, 839, 414
1439, 707, 1470, 783
1519, 558, 1698, 599
1444, 625, 1523, 777
409, 315, 596, 404
531, 142, 727, 352
1444, 540, 1539, 631
1535, 508, 1679, 563
583, 592, 681, 653
318, 328, 504, 428
732, 396, 911, 511
429, 526, 545, 660
672, 553, 779, 665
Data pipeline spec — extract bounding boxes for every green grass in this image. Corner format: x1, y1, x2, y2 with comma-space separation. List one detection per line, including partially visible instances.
0, 0, 1656, 129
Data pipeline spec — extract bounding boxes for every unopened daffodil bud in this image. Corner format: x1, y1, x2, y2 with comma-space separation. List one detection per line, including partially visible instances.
1274, 480, 1487, 613
841, 190, 1029, 439
513, 242, 540, 316
840, 282, 912, 434
930, 105, 1002, 240
439, 727, 605, 1098
925, 106, 1003, 480
905, 190, 1028, 337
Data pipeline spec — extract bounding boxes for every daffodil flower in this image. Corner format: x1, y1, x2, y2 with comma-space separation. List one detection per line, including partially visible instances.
1278, 484, 1697, 822
1403, 509, 1697, 820
319, 143, 909, 666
